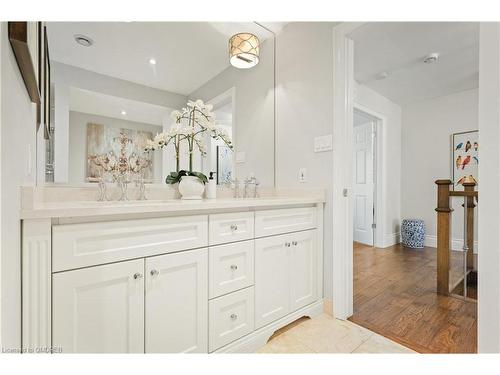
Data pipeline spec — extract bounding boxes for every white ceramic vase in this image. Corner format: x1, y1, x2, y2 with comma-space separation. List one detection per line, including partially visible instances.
178, 176, 205, 200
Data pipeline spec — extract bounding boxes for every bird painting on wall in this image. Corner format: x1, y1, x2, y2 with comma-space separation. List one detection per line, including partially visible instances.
455, 155, 462, 170
474, 141, 479, 151
465, 140, 472, 152
461, 155, 471, 170
455, 142, 463, 151
473, 156, 479, 165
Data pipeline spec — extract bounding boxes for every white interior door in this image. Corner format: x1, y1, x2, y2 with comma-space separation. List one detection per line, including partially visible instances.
353, 121, 375, 245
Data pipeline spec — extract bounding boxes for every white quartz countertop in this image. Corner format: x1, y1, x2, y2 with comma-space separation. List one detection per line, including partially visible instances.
20, 196, 325, 220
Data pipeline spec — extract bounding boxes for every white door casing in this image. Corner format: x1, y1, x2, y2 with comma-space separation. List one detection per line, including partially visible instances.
145, 248, 208, 353
52, 259, 145, 353
353, 121, 375, 245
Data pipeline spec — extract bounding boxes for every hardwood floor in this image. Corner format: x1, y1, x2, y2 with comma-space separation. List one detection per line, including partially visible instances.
349, 242, 477, 353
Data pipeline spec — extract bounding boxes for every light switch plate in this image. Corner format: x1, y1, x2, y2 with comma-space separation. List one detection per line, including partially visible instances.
314, 134, 333, 152
235, 152, 246, 163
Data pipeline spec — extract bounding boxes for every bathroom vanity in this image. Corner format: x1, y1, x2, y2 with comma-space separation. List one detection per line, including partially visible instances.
21, 188, 325, 353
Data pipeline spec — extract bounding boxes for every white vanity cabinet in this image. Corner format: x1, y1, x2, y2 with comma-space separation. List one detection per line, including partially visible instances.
254, 230, 317, 329
22, 200, 324, 354
52, 259, 145, 353
145, 249, 208, 353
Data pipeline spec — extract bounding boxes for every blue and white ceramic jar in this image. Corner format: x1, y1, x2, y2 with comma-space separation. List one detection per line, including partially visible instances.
401, 219, 425, 249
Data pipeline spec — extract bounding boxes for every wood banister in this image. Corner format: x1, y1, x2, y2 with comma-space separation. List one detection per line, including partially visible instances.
463, 182, 476, 269
435, 179, 452, 295
435, 179, 477, 296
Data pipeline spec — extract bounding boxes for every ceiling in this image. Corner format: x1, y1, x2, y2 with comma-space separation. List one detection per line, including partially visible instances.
350, 22, 479, 105
47, 22, 274, 96
70, 87, 170, 126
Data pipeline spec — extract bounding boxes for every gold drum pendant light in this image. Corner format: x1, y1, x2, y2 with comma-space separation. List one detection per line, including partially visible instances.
229, 33, 260, 69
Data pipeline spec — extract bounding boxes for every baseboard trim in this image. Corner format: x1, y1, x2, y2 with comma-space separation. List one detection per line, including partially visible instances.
383, 232, 401, 248
213, 299, 324, 353
424, 235, 478, 252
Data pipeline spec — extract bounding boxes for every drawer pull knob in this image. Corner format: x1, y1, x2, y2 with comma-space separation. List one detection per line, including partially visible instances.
150, 269, 159, 276
292, 241, 298, 246
133, 273, 143, 280
285, 242, 291, 247
230, 313, 238, 320
230, 224, 238, 231
230, 264, 238, 271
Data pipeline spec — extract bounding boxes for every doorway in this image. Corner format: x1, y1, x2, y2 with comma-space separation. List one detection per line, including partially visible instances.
352, 108, 377, 247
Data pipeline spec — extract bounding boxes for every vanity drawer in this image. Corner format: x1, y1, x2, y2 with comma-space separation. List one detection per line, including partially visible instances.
255, 207, 317, 237
53, 215, 208, 272
209, 286, 254, 352
209, 240, 254, 299
209, 212, 254, 245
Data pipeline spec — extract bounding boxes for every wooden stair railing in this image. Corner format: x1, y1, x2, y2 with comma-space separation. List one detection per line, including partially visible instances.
435, 179, 478, 295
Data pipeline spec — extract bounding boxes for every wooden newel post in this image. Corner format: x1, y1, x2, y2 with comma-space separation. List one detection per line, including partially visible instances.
435, 180, 453, 295
462, 182, 476, 270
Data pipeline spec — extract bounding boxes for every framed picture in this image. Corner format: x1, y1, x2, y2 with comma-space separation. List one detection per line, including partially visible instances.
452, 130, 478, 190
8, 22, 43, 130
216, 145, 233, 184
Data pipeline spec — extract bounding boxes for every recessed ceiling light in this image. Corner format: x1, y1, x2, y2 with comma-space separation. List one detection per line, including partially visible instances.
74, 34, 93, 47
423, 53, 439, 64
121, 110, 127, 116
149, 58, 157, 65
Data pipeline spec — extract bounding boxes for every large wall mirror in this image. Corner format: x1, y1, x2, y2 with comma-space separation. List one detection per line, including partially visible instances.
42, 22, 275, 187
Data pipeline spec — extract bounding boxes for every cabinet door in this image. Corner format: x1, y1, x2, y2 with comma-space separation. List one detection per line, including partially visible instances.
52, 259, 145, 353
290, 230, 318, 311
145, 248, 208, 353
255, 234, 290, 329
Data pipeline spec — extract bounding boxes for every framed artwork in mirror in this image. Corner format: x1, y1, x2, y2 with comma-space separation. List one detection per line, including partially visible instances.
451, 130, 478, 191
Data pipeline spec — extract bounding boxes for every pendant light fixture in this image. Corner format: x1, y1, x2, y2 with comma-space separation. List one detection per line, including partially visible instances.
229, 33, 260, 69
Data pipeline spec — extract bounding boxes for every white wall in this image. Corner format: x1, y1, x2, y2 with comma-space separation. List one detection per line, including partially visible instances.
274, 22, 336, 300
402, 89, 479, 250
189, 40, 275, 187
68, 111, 163, 184
354, 82, 402, 247
0, 22, 38, 349
478, 23, 500, 353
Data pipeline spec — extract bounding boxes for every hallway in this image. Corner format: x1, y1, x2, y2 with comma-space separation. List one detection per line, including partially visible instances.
349, 242, 477, 353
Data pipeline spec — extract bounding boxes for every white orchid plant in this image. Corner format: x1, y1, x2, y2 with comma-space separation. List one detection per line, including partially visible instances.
145, 99, 233, 184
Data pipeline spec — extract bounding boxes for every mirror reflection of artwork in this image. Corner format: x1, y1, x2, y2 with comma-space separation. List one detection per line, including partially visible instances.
216, 146, 233, 185
86, 123, 154, 181
452, 130, 478, 190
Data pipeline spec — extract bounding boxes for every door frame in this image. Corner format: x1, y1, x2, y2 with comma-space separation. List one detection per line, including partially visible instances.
353, 103, 385, 249
331, 22, 361, 320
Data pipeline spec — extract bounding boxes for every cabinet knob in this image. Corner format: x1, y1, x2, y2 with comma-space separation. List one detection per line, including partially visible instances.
230, 313, 238, 320
230, 264, 238, 271
292, 241, 298, 246
230, 224, 238, 231
285, 242, 291, 247
133, 273, 143, 279
150, 269, 159, 276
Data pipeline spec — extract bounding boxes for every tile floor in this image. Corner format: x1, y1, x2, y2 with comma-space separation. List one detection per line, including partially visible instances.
256, 314, 416, 354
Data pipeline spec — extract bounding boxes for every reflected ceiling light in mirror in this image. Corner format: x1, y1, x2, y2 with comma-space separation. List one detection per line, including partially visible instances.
74, 34, 93, 47
149, 58, 157, 65
229, 33, 260, 69
121, 110, 127, 116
